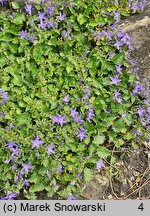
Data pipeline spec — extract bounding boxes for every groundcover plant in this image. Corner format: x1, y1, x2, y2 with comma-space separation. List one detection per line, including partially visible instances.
0, 0, 149, 200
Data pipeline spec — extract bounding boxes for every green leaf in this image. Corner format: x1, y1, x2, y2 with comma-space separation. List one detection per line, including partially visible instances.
93, 135, 105, 145
50, 100, 58, 110
84, 123, 95, 132
89, 19, 99, 27
0, 55, 6, 67
29, 183, 46, 193
112, 119, 126, 133
62, 173, 73, 182
29, 173, 41, 184
84, 168, 93, 182
116, 138, 125, 148
11, 1, 20, 9
5, 26, 19, 35
121, 10, 130, 17
66, 64, 74, 73
0, 33, 12, 42
17, 112, 31, 125
108, 131, 117, 143
77, 14, 87, 25
89, 144, 96, 155
100, 58, 114, 71
124, 132, 134, 140
12, 13, 25, 25
112, 53, 124, 65
97, 146, 111, 158
32, 44, 43, 61
12, 75, 23, 86
47, 37, 57, 46
43, 159, 49, 167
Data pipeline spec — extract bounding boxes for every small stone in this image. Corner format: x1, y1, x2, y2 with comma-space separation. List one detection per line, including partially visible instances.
80, 175, 109, 200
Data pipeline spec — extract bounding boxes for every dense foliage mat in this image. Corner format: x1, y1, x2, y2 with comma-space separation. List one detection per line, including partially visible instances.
0, 0, 149, 199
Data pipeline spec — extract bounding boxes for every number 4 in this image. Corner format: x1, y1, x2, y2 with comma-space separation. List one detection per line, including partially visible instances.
138, 203, 144, 211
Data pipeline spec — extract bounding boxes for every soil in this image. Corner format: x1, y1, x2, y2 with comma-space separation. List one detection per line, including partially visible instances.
104, 145, 150, 200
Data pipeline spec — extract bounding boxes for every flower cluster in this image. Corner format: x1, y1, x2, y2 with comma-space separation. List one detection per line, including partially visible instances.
0, 88, 8, 106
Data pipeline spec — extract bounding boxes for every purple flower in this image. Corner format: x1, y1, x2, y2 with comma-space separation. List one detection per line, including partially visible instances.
37, 11, 46, 21
14, 176, 19, 182
96, 160, 105, 169
86, 155, 92, 160
110, 23, 118, 30
82, 85, 89, 101
139, 0, 147, 10
45, 6, 54, 17
110, 75, 121, 85
22, 163, 32, 174
147, 107, 150, 113
117, 29, 124, 39
106, 31, 113, 41
76, 172, 82, 179
70, 108, 84, 125
73, 115, 84, 125
146, 116, 150, 124
5, 141, 19, 156
9, 123, 14, 128
18, 171, 23, 179
137, 106, 145, 116
29, 19, 34, 26
132, 130, 136, 135
18, 30, 30, 40
114, 40, 124, 50
47, 143, 55, 155
121, 33, 130, 44
131, 3, 140, 13
57, 12, 65, 21
9, 12, 15, 19
12, 164, 17, 170
56, 164, 62, 173
104, 109, 112, 114
67, 195, 76, 200
77, 127, 87, 141
132, 82, 145, 95
0, 88, 8, 105
108, 51, 113, 59
21, 180, 29, 187
62, 30, 71, 39
46, 19, 56, 29
121, 113, 127, 117
0, 0, 8, 6
2, 92, 8, 103
129, 59, 135, 66
70, 108, 78, 118
25, 3, 32, 16
30, 135, 43, 149
0, 112, 5, 118
38, 20, 47, 30
63, 94, 69, 103
113, 91, 122, 103
28, 35, 37, 43
95, 30, 106, 40
86, 108, 94, 122
5, 191, 18, 200
116, 65, 122, 74
121, 147, 128, 151
51, 115, 67, 127
114, 10, 119, 23
137, 131, 142, 136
